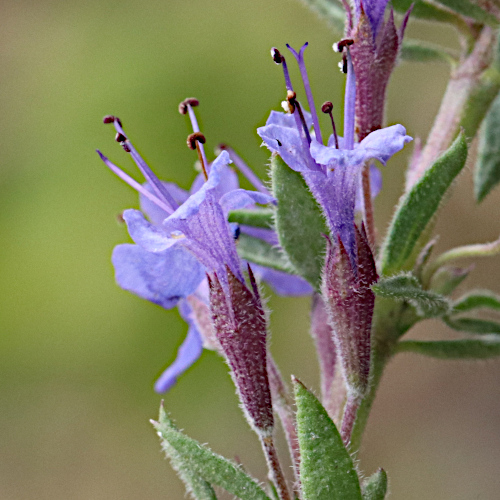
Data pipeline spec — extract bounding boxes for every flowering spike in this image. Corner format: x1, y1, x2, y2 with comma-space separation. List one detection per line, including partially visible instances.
286, 42, 323, 144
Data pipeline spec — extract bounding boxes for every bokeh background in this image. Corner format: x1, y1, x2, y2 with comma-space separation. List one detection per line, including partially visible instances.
1, 0, 500, 498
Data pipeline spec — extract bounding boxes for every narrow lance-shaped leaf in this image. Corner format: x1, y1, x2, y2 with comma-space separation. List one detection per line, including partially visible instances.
434, 0, 498, 26
460, 69, 500, 140
372, 274, 450, 318
379, 132, 468, 276
400, 39, 456, 64
392, 0, 463, 24
152, 406, 270, 500
362, 469, 388, 500
293, 378, 362, 500
475, 90, 500, 202
154, 405, 217, 500
228, 208, 274, 228
444, 317, 500, 334
236, 233, 291, 273
453, 290, 500, 312
271, 155, 328, 290
396, 337, 500, 359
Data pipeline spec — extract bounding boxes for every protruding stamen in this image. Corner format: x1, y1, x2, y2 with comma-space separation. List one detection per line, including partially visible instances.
286, 43, 323, 145
179, 98, 210, 176
97, 150, 174, 215
287, 91, 311, 145
106, 117, 178, 211
343, 48, 356, 151
217, 144, 270, 195
321, 101, 339, 149
187, 132, 208, 181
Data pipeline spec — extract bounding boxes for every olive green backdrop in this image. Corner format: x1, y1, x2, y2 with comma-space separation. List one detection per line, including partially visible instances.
1, 1, 500, 498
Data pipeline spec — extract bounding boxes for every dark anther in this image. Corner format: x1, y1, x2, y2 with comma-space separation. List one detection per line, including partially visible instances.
340, 55, 348, 74
276, 139, 282, 147
103, 115, 115, 124
122, 143, 131, 153
179, 98, 200, 115
187, 132, 206, 150
271, 47, 282, 64
334, 38, 354, 53
115, 132, 127, 143
321, 101, 333, 114
233, 225, 241, 240
286, 89, 297, 114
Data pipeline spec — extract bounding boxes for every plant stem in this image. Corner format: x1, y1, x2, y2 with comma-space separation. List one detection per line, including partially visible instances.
407, 27, 495, 189
341, 394, 361, 446
260, 434, 291, 500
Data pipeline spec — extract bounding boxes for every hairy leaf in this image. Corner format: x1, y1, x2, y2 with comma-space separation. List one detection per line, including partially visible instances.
293, 378, 362, 500
362, 468, 387, 500
453, 290, 500, 313
237, 233, 291, 273
153, 406, 270, 500
380, 133, 468, 275
397, 337, 500, 359
271, 155, 328, 290
400, 39, 455, 64
475, 90, 500, 201
444, 317, 500, 334
228, 208, 274, 228
372, 274, 450, 317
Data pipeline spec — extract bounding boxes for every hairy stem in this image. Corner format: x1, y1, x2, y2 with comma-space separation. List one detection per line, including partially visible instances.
340, 394, 361, 446
407, 27, 495, 189
260, 434, 291, 500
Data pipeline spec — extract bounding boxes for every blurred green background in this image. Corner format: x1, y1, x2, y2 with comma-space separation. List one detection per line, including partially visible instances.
1, 0, 500, 498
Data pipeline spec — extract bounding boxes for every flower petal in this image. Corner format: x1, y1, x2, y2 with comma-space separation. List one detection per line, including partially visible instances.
265, 109, 313, 129
112, 243, 205, 308
253, 264, 313, 296
258, 123, 312, 172
219, 189, 275, 215
154, 325, 204, 392
122, 209, 173, 252
359, 124, 413, 165
140, 181, 188, 226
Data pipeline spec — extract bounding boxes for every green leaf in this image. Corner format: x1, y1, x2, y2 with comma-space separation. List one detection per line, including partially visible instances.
453, 290, 500, 312
400, 39, 456, 64
444, 317, 500, 334
460, 69, 500, 140
392, 0, 462, 24
154, 406, 217, 500
296, 0, 345, 32
293, 378, 362, 500
475, 90, 500, 201
228, 208, 274, 228
379, 132, 468, 275
428, 265, 471, 295
372, 274, 450, 318
362, 469, 387, 500
396, 337, 500, 359
153, 406, 270, 500
433, 0, 498, 26
237, 233, 291, 273
271, 155, 328, 290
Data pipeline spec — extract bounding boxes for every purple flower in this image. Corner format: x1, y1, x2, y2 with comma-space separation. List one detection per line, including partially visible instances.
99, 109, 310, 392
258, 45, 412, 262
